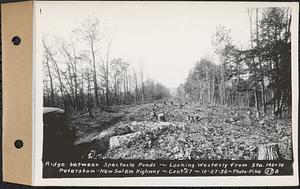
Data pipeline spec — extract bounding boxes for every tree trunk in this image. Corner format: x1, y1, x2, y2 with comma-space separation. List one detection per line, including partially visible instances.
43, 40, 55, 106
254, 87, 260, 118
219, 68, 224, 105
248, 8, 260, 117
91, 42, 100, 108
48, 50, 66, 110
81, 69, 85, 110
66, 63, 75, 111
256, 8, 266, 115
45, 56, 54, 106
87, 73, 91, 109
105, 41, 111, 106
140, 72, 144, 103
71, 44, 79, 112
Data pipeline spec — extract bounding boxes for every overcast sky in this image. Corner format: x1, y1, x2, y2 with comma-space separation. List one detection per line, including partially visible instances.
38, 1, 281, 88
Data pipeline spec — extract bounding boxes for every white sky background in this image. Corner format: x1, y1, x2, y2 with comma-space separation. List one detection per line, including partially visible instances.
39, 1, 255, 88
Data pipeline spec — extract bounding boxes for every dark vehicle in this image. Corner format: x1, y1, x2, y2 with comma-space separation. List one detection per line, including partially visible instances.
43, 107, 76, 160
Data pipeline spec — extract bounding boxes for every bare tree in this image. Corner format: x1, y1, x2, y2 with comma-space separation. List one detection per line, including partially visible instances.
139, 62, 145, 103
132, 67, 139, 103
43, 39, 55, 106
104, 38, 112, 105
76, 17, 103, 108
44, 40, 66, 110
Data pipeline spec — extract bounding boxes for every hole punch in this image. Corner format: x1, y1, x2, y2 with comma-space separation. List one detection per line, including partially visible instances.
11, 36, 21, 46
14, 139, 24, 149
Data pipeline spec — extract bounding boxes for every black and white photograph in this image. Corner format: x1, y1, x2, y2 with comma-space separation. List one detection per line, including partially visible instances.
39, 1, 297, 180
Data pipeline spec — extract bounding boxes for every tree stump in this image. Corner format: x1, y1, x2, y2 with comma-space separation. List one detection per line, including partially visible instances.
150, 111, 158, 121
88, 108, 94, 118
158, 113, 166, 122
257, 143, 281, 160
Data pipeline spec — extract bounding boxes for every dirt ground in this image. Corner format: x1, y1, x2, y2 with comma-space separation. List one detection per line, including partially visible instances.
70, 100, 293, 160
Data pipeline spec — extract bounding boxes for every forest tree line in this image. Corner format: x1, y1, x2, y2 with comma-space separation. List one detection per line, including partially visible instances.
177, 8, 292, 118
43, 17, 170, 113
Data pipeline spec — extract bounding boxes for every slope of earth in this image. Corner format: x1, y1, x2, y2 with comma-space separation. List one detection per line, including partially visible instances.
70, 101, 293, 160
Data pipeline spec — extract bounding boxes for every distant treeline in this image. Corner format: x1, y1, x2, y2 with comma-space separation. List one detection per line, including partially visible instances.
178, 8, 291, 117
43, 17, 170, 113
